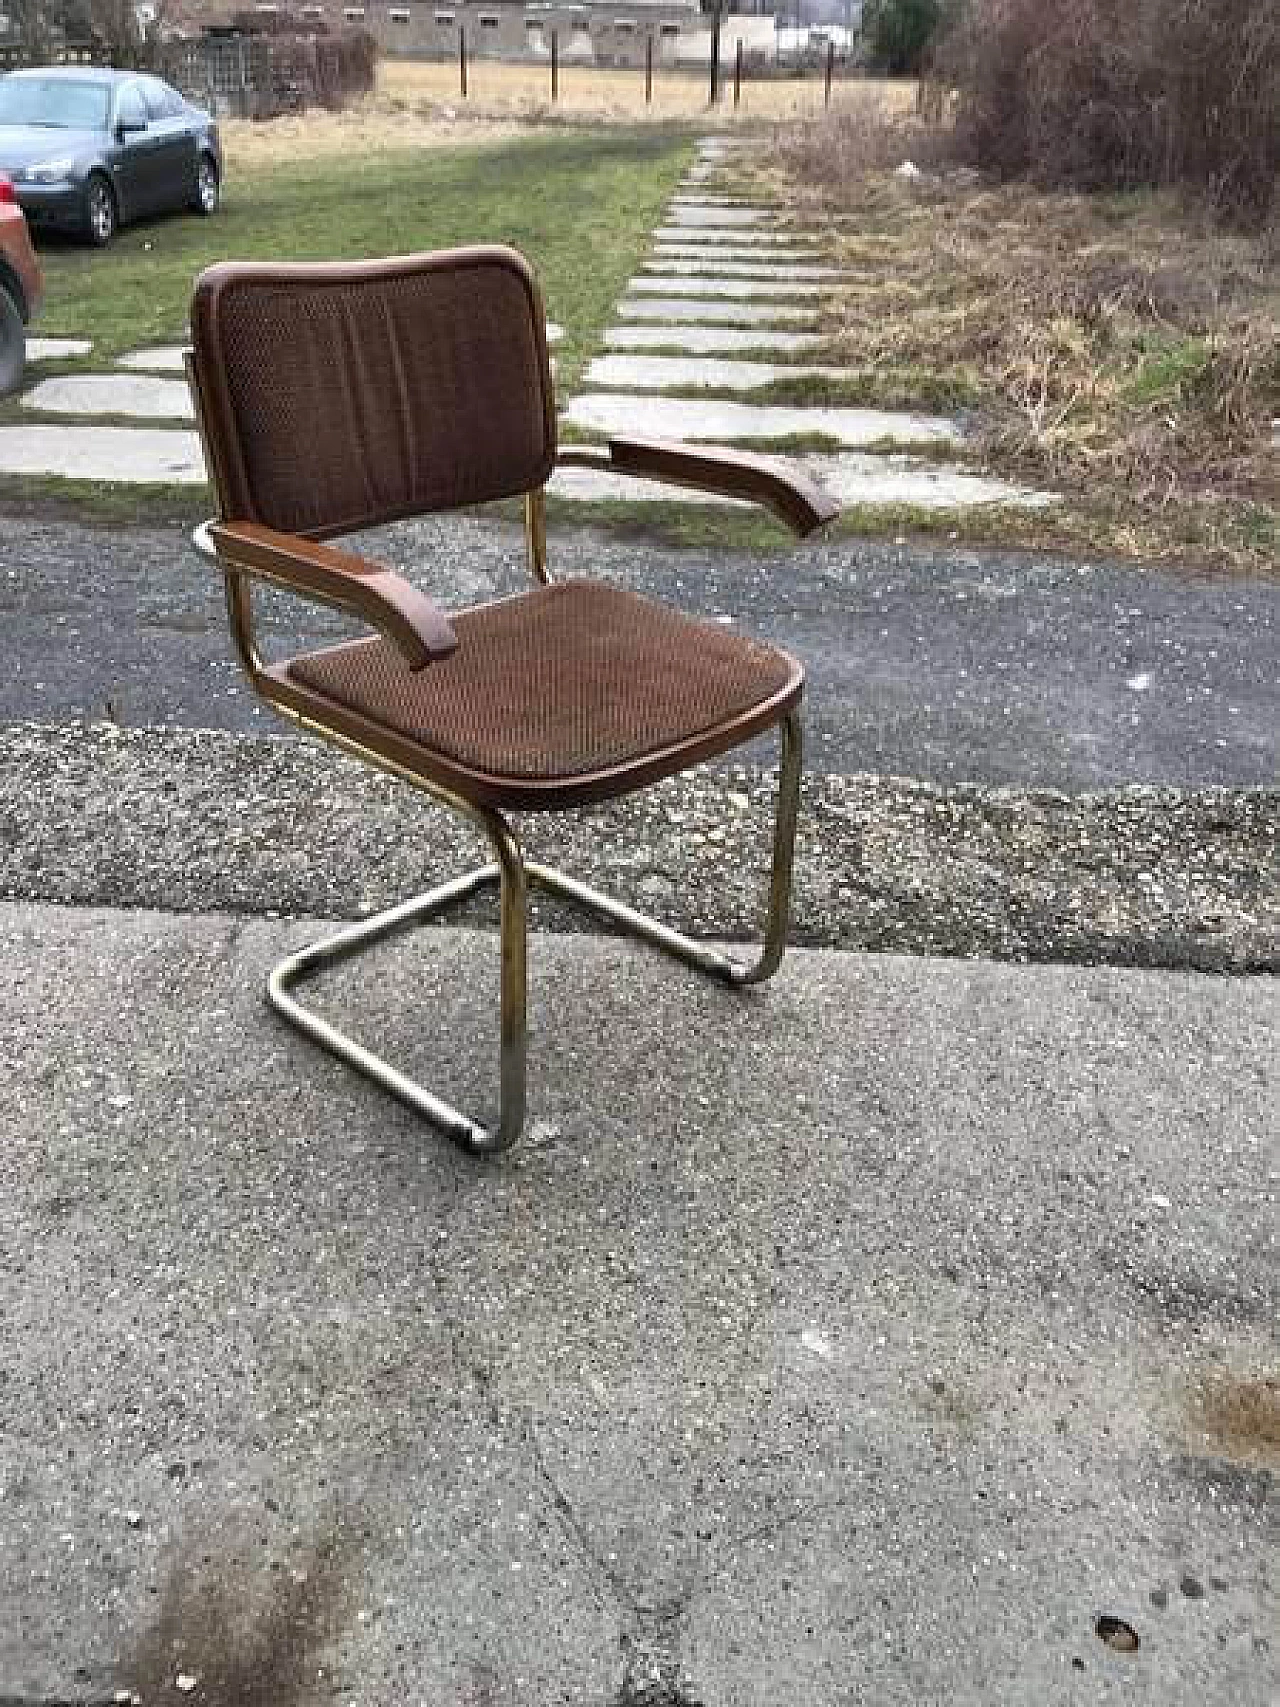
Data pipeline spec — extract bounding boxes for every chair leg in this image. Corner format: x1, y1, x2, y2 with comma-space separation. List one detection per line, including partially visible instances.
267, 814, 527, 1157
527, 706, 803, 989
265, 709, 801, 1155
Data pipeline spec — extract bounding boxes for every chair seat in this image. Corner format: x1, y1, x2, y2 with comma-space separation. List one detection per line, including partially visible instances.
267, 577, 803, 811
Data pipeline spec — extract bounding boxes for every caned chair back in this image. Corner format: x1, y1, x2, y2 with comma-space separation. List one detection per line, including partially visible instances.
189, 247, 557, 541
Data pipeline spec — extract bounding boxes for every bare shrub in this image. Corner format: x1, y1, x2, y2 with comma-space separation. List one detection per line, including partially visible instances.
932, 0, 1280, 229
775, 84, 956, 180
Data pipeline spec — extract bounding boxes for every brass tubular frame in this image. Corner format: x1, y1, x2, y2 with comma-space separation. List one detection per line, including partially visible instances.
261, 700, 802, 1156
524, 489, 551, 585
196, 512, 803, 1156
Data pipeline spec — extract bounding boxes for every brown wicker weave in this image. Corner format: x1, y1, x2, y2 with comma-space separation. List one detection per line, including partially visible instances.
190, 249, 556, 539
279, 578, 801, 810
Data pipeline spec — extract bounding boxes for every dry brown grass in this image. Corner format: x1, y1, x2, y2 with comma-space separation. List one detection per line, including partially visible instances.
221, 63, 915, 167
379, 56, 915, 125
220, 100, 533, 171
767, 110, 1279, 568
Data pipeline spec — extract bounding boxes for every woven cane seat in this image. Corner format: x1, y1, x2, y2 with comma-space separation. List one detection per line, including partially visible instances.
272, 578, 802, 810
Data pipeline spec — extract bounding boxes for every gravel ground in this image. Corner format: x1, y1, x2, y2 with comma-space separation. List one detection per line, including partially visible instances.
0, 721, 1274, 973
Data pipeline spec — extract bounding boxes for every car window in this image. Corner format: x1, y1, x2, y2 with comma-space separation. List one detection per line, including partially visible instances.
115, 83, 148, 130
0, 76, 110, 129
140, 76, 182, 120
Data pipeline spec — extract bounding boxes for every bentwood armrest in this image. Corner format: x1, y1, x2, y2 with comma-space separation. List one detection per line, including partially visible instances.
208, 520, 458, 670
557, 436, 841, 538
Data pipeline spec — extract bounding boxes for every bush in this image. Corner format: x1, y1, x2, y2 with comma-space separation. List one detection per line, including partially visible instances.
932, 0, 1280, 229
864, 0, 944, 75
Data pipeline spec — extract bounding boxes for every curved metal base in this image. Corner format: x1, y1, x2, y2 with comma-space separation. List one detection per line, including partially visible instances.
267, 710, 802, 1157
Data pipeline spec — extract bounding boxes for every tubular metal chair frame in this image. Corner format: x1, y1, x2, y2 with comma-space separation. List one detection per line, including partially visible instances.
186, 248, 836, 1156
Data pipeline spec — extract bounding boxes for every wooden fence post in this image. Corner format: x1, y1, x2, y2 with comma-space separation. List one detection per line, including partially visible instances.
733, 37, 742, 108
709, 9, 721, 105
824, 38, 834, 106
459, 25, 467, 99
645, 31, 653, 105
551, 29, 558, 101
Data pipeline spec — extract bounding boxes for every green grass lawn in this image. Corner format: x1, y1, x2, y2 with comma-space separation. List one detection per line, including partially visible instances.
28, 126, 692, 399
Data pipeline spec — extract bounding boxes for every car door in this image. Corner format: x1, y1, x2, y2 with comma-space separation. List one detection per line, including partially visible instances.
108, 80, 155, 219
139, 76, 198, 212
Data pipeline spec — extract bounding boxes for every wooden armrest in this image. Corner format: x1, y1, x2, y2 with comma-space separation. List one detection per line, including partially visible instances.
208, 521, 457, 671
560, 435, 840, 537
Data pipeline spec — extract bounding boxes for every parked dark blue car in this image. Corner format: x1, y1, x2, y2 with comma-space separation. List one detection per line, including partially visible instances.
0, 66, 222, 246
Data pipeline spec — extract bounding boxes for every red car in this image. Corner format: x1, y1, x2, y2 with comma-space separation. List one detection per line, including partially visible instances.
0, 171, 43, 397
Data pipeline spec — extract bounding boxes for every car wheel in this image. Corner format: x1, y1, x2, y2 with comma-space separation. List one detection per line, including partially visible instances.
83, 174, 117, 247
192, 154, 219, 217
0, 285, 25, 398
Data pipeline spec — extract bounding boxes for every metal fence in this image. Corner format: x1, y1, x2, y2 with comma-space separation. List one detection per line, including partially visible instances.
0, 33, 376, 117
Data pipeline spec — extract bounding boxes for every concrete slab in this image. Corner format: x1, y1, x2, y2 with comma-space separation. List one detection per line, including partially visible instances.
616, 297, 821, 327
24, 373, 195, 421
26, 336, 92, 361
604, 326, 823, 354
563, 393, 960, 447
654, 227, 820, 247
582, 353, 856, 391
627, 276, 827, 299
667, 204, 767, 226
548, 450, 1053, 510
117, 345, 188, 373
670, 195, 767, 208
0, 422, 207, 482
0, 900, 1274, 1705
645, 259, 851, 280
654, 245, 822, 264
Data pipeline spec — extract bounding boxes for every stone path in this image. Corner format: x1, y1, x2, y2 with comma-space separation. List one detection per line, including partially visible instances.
1, 140, 1049, 516
550, 137, 1051, 516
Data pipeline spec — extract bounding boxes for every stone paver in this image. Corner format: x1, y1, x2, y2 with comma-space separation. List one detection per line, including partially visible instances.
617, 297, 821, 326
628, 276, 827, 300
605, 326, 823, 354
654, 227, 819, 247
562, 393, 960, 448
24, 373, 194, 421
645, 260, 851, 281
0, 423, 206, 482
26, 336, 92, 361
583, 353, 854, 392
654, 245, 821, 264
667, 205, 767, 227
548, 449, 1052, 511
116, 345, 188, 373
670, 195, 767, 208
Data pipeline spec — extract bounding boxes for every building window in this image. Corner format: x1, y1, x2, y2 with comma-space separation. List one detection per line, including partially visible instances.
343, 6, 364, 17
659, 21, 679, 34
434, 9, 453, 21
614, 18, 636, 28
478, 12, 499, 24
389, 6, 409, 17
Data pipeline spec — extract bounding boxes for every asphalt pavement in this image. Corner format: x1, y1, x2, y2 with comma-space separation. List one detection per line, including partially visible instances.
2, 513, 1276, 790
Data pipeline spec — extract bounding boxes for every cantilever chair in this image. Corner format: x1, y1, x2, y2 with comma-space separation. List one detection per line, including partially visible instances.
186, 247, 838, 1155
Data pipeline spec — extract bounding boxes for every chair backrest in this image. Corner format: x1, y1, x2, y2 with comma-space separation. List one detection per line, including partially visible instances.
188, 246, 557, 541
